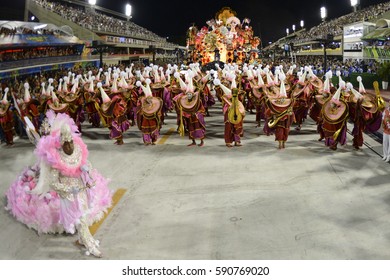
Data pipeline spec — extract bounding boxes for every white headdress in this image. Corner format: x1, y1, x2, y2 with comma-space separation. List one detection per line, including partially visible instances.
357, 76, 366, 94
323, 70, 332, 93
88, 77, 95, 92
229, 73, 237, 89
1, 88, 9, 105
160, 67, 166, 83
174, 72, 187, 91
104, 72, 110, 86
97, 82, 111, 103
71, 77, 79, 94
274, 67, 280, 85
111, 73, 119, 92
153, 65, 160, 83
48, 78, 54, 92
119, 72, 128, 89
336, 70, 344, 88
128, 63, 134, 78
257, 68, 265, 86
51, 87, 59, 103
41, 82, 46, 96
60, 123, 73, 145
299, 67, 308, 84
136, 79, 153, 97
278, 73, 287, 97
264, 67, 273, 86
213, 78, 232, 98
58, 79, 63, 93
96, 68, 103, 81
332, 82, 345, 104
24, 82, 31, 103
347, 82, 363, 99
187, 70, 195, 92
62, 77, 69, 93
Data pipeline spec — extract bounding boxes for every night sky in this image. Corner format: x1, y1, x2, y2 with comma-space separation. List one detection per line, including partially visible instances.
98, 0, 385, 45
1, 0, 387, 45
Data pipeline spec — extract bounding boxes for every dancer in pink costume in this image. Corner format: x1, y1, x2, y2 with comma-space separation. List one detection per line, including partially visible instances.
6, 110, 112, 257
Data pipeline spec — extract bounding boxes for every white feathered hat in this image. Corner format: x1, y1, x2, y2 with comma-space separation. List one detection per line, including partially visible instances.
24, 82, 31, 103
323, 70, 332, 93
136, 79, 153, 97
97, 82, 111, 103
213, 78, 232, 98
174, 72, 187, 91
357, 76, 366, 94
1, 87, 9, 105
278, 73, 287, 97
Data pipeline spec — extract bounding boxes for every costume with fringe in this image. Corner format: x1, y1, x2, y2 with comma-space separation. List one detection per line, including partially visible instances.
5, 111, 112, 235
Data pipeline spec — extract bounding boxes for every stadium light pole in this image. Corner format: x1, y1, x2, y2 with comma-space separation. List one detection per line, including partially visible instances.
87, 0, 97, 40
292, 24, 295, 33
300, 20, 304, 29
88, 0, 96, 14
286, 28, 289, 35
125, 3, 132, 57
320, 7, 328, 74
320, 6, 327, 22
351, 0, 359, 13
125, 3, 132, 21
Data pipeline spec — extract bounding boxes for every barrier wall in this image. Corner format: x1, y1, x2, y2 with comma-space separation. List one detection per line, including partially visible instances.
0, 60, 99, 79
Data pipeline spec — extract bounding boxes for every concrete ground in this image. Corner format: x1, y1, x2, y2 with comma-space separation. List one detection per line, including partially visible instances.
1, 100, 390, 260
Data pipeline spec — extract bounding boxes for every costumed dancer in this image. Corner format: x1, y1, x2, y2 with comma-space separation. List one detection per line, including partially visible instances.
291, 67, 310, 131
172, 71, 189, 132
250, 65, 268, 128
265, 73, 295, 149
214, 74, 245, 147
98, 82, 130, 145
309, 70, 332, 141
0, 88, 15, 146
5, 110, 112, 257
382, 102, 390, 162
83, 76, 101, 128
135, 79, 163, 145
22, 82, 40, 131
177, 70, 206, 147
321, 82, 349, 150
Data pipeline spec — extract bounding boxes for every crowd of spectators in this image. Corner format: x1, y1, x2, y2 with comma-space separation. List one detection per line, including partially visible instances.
0, 26, 56, 36
291, 1, 390, 44
0, 46, 80, 63
33, 0, 179, 49
260, 56, 380, 78
0, 27, 17, 36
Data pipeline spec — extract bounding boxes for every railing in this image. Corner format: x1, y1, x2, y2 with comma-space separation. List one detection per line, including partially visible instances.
0, 55, 84, 71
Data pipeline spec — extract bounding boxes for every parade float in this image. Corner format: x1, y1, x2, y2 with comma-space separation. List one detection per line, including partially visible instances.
186, 7, 261, 65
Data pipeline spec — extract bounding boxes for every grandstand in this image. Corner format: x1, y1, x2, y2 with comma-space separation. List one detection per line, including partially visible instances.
27, 0, 184, 57
263, 1, 390, 63
0, 20, 94, 79
0, 0, 186, 78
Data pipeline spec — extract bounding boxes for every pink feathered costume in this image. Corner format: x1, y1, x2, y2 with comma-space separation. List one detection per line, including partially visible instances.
6, 111, 112, 235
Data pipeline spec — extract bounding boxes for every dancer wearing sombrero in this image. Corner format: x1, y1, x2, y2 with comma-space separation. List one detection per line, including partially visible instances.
265, 73, 295, 149
176, 70, 206, 147
135, 79, 163, 145
321, 82, 349, 150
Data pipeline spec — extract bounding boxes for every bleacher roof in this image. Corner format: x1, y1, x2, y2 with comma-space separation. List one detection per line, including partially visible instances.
0, 21, 74, 37
361, 18, 390, 40
0, 21, 83, 48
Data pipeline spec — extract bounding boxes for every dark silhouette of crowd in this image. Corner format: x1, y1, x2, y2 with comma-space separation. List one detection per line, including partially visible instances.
33, 0, 179, 49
